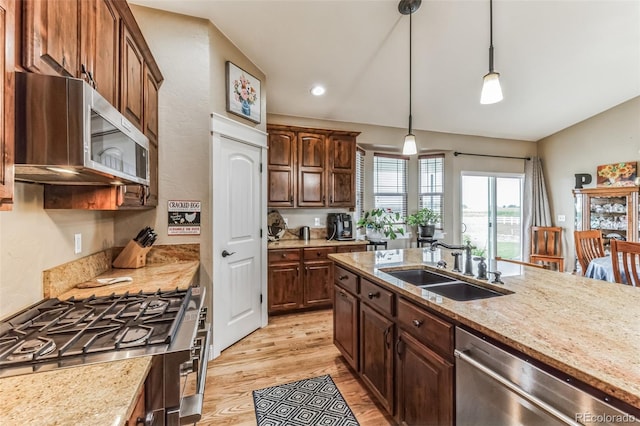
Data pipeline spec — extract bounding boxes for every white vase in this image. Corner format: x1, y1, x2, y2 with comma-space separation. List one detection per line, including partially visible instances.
366, 229, 384, 241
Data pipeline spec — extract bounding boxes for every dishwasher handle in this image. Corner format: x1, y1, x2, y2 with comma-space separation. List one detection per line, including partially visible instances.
454, 349, 581, 426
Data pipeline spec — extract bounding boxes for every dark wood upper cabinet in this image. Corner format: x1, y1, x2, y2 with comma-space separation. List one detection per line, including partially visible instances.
267, 130, 296, 207
0, 0, 14, 210
120, 24, 143, 131
267, 124, 359, 209
327, 134, 356, 207
23, 0, 120, 106
22, 0, 79, 77
81, 0, 120, 107
143, 64, 159, 145
298, 132, 326, 207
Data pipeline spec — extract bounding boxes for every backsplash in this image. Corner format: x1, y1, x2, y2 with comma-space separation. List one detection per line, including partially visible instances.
43, 244, 200, 298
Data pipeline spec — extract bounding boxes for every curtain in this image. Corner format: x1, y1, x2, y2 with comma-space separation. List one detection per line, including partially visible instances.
523, 157, 552, 261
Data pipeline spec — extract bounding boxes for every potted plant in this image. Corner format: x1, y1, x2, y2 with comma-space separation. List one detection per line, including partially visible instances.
405, 208, 440, 238
356, 208, 405, 240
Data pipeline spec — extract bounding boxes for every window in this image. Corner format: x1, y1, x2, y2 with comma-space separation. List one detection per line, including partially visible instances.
373, 153, 408, 219
418, 154, 444, 228
355, 148, 365, 224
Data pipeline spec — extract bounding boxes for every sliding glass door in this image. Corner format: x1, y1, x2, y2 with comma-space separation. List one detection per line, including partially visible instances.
461, 174, 524, 260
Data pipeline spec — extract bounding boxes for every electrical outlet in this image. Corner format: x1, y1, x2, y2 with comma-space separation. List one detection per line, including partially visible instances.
557, 215, 566, 223
74, 233, 82, 254
314, 217, 320, 226
283, 217, 288, 226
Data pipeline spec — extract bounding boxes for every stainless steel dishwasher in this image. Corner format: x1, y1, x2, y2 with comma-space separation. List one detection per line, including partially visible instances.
455, 328, 637, 425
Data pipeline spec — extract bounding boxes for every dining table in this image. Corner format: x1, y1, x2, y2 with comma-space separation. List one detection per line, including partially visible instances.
585, 254, 628, 284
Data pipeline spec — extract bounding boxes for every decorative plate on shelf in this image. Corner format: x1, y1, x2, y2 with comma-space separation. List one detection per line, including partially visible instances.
267, 210, 286, 241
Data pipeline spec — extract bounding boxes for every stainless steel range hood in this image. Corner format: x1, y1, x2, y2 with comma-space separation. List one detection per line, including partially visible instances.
15, 72, 150, 186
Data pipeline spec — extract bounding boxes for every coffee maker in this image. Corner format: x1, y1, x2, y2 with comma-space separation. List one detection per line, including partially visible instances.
327, 213, 355, 241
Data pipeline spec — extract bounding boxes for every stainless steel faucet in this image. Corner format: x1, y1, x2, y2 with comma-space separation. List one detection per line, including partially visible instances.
430, 240, 474, 276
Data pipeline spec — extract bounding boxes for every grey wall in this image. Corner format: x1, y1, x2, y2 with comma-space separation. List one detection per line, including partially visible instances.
538, 96, 640, 269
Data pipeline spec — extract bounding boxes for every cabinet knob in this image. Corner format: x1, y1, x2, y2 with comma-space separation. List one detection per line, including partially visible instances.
281, 253, 287, 258
412, 319, 424, 327
367, 291, 380, 299
340, 290, 347, 298
338, 275, 348, 280
317, 251, 321, 256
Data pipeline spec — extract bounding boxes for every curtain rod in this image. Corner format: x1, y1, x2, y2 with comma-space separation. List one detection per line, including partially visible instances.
453, 151, 531, 161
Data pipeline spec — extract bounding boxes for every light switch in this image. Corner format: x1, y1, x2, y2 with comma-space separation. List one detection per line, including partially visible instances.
74, 233, 82, 254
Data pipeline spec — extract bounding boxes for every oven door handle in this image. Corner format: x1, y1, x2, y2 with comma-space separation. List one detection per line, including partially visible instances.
454, 349, 581, 426
179, 323, 211, 425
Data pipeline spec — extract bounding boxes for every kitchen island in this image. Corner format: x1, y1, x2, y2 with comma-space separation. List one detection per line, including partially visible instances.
329, 248, 640, 415
0, 245, 200, 426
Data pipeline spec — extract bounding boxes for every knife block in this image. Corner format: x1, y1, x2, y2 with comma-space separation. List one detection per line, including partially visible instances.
113, 240, 152, 269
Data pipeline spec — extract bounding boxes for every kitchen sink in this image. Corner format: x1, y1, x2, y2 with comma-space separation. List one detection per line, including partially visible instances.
417, 281, 504, 301
383, 269, 458, 286
381, 268, 507, 301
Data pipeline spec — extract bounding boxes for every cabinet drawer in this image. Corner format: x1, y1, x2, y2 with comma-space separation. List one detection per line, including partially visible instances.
397, 298, 454, 357
336, 245, 367, 253
334, 265, 358, 295
303, 247, 336, 260
269, 249, 301, 263
361, 278, 394, 317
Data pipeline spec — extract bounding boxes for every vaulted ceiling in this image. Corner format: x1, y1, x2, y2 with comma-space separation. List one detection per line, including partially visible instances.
132, 0, 640, 141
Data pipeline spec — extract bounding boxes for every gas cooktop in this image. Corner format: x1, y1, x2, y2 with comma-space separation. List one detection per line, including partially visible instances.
0, 287, 204, 378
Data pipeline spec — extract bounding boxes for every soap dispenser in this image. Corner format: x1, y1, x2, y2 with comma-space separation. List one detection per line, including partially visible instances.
474, 256, 488, 280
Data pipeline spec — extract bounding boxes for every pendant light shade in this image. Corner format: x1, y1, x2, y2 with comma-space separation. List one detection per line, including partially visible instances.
480, 0, 503, 104
399, 0, 421, 155
403, 133, 417, 155
481, 71, 503, 105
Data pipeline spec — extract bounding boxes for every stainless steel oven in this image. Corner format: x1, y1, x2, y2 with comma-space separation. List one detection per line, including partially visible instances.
455, 327, 636, 426
0, 287, 209, 425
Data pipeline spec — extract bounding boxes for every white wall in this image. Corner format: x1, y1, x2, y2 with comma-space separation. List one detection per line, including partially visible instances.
538, 96, 640, 269
0, 184, 114, 317
123, 6, 266, 303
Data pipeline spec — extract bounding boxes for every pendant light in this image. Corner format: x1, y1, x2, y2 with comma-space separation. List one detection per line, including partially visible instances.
399, 0, 421, 155
480, 0, 503, 104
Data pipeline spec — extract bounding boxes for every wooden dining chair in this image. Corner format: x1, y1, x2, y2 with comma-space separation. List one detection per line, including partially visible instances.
610, 239, 640, 286
530, 226, 564, 272
574, 230, 605, 276
495, 256, 548, 269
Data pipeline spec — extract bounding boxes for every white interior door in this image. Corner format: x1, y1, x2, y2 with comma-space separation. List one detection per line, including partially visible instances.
212, 114, 267, 357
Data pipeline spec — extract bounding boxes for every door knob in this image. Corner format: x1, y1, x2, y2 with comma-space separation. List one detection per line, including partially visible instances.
221, 250, 236, 258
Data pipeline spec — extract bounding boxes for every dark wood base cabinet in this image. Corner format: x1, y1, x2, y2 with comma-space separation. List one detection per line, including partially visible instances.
332, 264, 454, 426
333, 284, 358, 370
396, 330, 453, 426
360, 302, 394, 413
268, 245, 365, 314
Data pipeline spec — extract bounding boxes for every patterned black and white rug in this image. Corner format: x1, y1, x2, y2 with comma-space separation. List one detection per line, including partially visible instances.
252, 374, 360, 426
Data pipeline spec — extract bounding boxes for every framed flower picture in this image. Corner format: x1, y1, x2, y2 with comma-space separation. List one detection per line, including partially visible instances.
225, 61, 261, 124
596, 162, 637, 187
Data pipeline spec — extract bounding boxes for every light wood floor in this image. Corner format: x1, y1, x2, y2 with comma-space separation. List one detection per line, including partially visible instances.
195, 309, 393, 425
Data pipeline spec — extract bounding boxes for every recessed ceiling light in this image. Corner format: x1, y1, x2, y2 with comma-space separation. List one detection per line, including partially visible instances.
310, 85, 326, 96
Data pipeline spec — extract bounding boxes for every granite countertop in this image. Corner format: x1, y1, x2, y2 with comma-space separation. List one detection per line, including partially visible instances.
268, 238, 369, 249
0, 357, 152, 425
58, 260, 200, 300
329, 248, 640, 409
0, 248, 200, 425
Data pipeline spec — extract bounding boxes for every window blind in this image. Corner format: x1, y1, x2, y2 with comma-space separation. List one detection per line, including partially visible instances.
374, 153, 408, 219
418, 154, 444, 228
355, 148, 365, 223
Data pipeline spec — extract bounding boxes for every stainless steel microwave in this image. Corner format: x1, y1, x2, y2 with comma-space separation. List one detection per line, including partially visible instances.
15, 72, 150, 186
